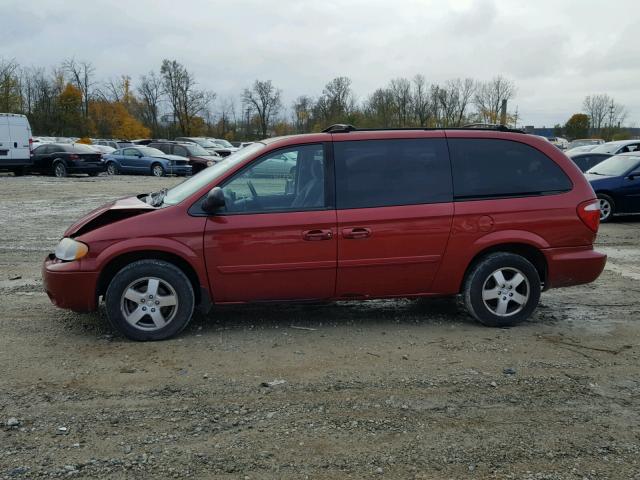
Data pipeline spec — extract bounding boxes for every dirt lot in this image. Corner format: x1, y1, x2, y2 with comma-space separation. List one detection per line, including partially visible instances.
1, 174, 639, 479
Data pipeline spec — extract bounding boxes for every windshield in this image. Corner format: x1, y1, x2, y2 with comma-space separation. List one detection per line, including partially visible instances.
163, 142, 266, 206
185, 144, 211, 156
591, 143, 625, 154
66, 143, 99, 153
567, 145, 597, 154
137, 147, 164, 156
587, 155, 640, 176
187, 138, 218, 148
215, 139, 233, 148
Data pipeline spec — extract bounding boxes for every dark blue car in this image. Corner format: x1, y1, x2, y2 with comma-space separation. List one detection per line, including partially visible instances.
586, 152, 640, 222
104, 146, 192, 177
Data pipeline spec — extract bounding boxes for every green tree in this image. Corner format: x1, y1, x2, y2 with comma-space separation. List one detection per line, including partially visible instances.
564, 113, 589, 140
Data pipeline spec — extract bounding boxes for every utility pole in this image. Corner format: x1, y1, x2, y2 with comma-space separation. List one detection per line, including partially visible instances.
609, 100, 615, 129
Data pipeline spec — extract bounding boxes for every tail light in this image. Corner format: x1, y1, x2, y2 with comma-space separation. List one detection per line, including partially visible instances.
68, 154, 80, 160
29, 138, 33, 152
577, 199, 600, 233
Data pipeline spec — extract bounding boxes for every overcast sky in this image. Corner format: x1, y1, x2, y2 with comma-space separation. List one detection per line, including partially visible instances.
2, 0, 639, 127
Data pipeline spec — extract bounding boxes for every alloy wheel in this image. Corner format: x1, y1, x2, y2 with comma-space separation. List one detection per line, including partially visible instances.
152, 165, 164, 177
598, 198, 612, 221
120, 277, 179, 331
481, 267, 530, 317
54, 163, 67, 178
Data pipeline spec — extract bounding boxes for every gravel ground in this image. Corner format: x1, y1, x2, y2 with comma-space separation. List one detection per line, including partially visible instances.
1, 174, 640, 479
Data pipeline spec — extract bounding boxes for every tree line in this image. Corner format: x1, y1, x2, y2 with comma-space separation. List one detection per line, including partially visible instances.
0, 56, 631, 141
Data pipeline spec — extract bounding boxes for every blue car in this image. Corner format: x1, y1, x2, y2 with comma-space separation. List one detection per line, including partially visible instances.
104, 146, 192, 177
585, 152, 640, 222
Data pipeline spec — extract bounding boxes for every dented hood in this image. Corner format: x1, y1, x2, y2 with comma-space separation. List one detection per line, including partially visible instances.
65, 195, 155, 237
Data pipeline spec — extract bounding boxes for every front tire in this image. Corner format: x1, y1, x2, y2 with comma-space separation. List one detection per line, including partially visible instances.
597, 194, 615, 222
11, 167, 25, 177
105, 260, 195, 341
151, 163, 165, 177
463, 252, 541, 327
53, 161, 67, 178
106, 162, 118, 175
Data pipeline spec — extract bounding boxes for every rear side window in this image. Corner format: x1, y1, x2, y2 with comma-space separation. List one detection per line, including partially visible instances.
334, 138, 452, 209
448, 139, 572, 200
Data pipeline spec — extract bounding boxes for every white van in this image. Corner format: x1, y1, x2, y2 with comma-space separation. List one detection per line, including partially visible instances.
0, 113, 33, 175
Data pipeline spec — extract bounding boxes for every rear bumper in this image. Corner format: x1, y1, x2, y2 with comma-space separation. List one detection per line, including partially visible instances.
543, 246, 607, 289
68, 162, 106, 173
42, 254, 99, 312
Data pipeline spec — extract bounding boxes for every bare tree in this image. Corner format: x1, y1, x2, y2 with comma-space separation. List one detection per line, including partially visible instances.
241, 79, 282, 138
62, 58, 95, 118
365, 88, 395, 128
292, 95, 314, 133
216, 96, 236, 137
137, 71, 163, 136
474, 75, 516, 124
0, 58, 21, 112
389, 78, 412, 127
411, 74, 432, 127
315, 77, 354, 125
160, 59, 214, 135
582, 94, 610, 131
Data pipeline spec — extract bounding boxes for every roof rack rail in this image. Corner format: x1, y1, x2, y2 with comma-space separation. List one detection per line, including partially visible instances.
462, 123, 525, 133
321, 123, 526, 134
322, 124, 357, 133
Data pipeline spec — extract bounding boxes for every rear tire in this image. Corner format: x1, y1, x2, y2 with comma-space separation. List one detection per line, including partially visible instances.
151, 163, 165, 177
11, 168, 25, 177
597, 194, 615, 223
105, 260, 195, 341
88, 172, 99, 177
463, 252, 541, 327
53, 161, 67, 178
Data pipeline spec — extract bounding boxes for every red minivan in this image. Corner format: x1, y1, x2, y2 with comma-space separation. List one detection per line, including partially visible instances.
43, 125, 607, 340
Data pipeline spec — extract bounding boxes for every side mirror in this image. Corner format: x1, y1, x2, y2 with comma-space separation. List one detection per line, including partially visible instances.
627, 170, 640, 180
202, 186, 225, 212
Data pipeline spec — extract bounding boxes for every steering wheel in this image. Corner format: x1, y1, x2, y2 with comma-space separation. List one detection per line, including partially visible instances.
246, 180, 258, 199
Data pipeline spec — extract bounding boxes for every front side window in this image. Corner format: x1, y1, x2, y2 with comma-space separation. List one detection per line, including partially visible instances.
123, 148, 139, 157
151, 144, 171, 154
173, 145, 188, 157
448, 139, 572, 199
334, 138, 452, 209
221, 144, 326, 214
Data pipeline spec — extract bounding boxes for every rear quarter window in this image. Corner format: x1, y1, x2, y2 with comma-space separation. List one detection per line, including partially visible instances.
334, 138, 452, 209
448, 138, 572, 200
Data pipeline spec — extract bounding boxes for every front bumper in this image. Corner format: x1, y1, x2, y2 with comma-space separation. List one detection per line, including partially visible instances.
166, 165, 192, 176
42, 254, 99, 312
543, 246, 607, 289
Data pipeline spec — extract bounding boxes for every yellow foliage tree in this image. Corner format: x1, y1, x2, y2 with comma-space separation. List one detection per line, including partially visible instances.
89, 100, 150, 139
58, 83, 83, 135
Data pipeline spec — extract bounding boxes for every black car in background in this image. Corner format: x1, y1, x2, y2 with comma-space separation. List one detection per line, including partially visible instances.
566, 140, 640, 173
148, 141, 221, 174
567, 153, 612, 172
30, 143, 106, 177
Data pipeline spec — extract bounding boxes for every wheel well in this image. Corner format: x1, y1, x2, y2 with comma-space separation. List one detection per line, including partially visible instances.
463, 243, 548, 291
595, 190, 616, 203
97, 251, 202, 304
